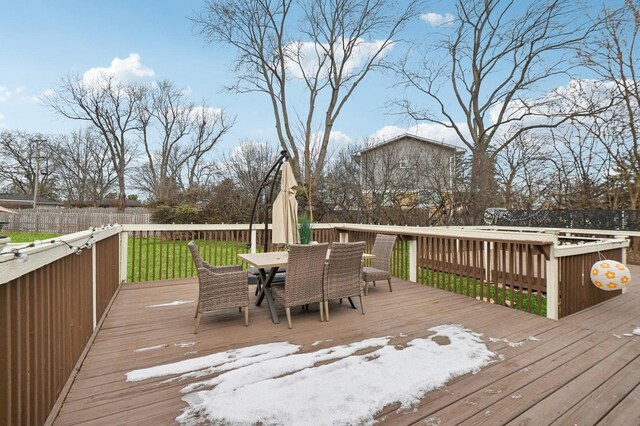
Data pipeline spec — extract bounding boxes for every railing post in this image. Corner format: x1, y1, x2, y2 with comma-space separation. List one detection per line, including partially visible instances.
339, 232, 349, 243
622, 242, 628, 294
483, 241, 490, 283
120, 230, 128, 283
409, 239, 417, 282
251, 229, 257, 253
92, 243, 97, 329
546, 244, 559, 320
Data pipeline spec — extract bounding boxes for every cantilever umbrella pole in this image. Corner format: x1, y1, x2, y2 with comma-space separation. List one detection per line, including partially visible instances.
247, 150, 289, 250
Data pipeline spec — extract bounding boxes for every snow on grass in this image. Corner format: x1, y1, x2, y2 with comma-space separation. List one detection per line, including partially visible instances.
134, 344, 169, 353
146, 300, 193, 308
126, 324, 496, 425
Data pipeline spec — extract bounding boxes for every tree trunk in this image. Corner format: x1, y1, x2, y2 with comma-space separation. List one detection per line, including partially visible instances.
117, 171, 126, 212
469, 147, 498, 225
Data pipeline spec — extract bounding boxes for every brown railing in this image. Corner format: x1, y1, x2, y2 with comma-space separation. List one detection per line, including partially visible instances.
124, 224, 339, 283
128, 228, 252, 282
558, 247, 623, 317
344, 230, 410, 279
417, 237, 547, 315
0, 229, 121, 426
340, 226, 550, 316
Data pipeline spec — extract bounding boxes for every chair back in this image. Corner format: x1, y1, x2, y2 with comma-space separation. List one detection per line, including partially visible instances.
371, 234, 396, 272
187, 241, 203, 269
325, 242, 365, 299
285, 243, 329, 306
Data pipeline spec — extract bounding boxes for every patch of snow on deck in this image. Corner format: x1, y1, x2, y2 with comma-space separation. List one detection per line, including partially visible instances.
175, 342, 195, 348
146, 300, 194, 308
489, 337, 525, 347
311, 339, 333, 346
134, 344, 169, 353
633, 327, 640, 336
127, 324, 496, 425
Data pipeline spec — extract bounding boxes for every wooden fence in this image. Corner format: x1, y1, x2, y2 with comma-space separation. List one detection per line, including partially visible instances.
0, 209, 150, 234
0, 227, 121, 426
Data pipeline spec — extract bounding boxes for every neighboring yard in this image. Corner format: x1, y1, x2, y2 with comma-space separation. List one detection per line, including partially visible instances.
2, 232, 61, 243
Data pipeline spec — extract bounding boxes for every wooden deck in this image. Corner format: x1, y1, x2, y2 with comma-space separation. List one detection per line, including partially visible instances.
53, 267, 640, 425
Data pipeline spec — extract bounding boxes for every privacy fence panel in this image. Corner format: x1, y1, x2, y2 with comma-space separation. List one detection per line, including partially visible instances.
0, 252, 93, 425
95, 235, 121, 320
0, 228, 122, 426
1, 210, 150, 234
558, 248, 623, 317
495, 209, 640, 231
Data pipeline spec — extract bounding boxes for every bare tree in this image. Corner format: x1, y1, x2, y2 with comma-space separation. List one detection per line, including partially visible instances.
194, 0, 419, 218
184, 103, 234, 189
55, 129, 119, 206
44, 73, 144, 211
495, 131, 555, 210
317, 144, 364, 222
137, 80, 193, 202
579, 1, 640, 208
396, 0, 592, 223
0, 130, 58, 199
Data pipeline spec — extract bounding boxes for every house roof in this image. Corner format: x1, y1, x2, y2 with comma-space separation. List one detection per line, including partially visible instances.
0, 193, 60, 205
358, 133, 466, 155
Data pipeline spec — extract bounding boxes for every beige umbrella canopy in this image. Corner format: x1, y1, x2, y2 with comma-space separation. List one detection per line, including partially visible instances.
271, 161, 299, 245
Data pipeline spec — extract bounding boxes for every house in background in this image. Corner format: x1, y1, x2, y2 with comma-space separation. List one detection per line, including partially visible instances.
0, 192, 61, 210
354, 133, 465, 210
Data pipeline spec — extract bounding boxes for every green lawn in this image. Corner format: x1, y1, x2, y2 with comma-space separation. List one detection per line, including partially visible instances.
127, 237, 250, 283
418, 268, 547, 317
2, 232, 61, 243
125, 235, 545, 316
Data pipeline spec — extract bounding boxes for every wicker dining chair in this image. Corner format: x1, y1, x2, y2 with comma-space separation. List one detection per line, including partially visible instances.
271, 243, 329, 329
193, 266, 249, 334
362, 234, 397, 295
323, 241, 366, 321
188, 241, 249, 333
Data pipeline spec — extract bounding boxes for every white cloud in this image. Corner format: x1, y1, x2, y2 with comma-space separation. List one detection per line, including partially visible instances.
82, 53, 155, 86
368, 123, 466, 148
327, 130, 352, 146
420, 12, 455, 27
0, 86, 12, 102
285, 38, 392, 80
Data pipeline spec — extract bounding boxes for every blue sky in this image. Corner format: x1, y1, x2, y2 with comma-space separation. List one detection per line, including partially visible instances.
0, 0, 603, 156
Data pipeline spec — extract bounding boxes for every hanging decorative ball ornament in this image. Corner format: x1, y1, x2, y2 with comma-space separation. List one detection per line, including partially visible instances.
591, 260, 631, 291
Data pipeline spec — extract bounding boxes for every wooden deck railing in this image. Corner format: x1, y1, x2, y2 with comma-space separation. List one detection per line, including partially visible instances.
337, 225, 553, 317
0, 222, 629, 425
0, 226, 121, 426
120, 224, 339, 283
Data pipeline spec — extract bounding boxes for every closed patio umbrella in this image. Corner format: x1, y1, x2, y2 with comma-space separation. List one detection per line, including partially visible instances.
0, 206, 17, 214
271, 161, 299, 245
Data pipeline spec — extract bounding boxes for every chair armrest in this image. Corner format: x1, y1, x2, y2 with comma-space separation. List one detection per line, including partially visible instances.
202, 261, 242, 273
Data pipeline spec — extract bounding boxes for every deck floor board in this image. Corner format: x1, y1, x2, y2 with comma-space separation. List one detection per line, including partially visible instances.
53, 265, 640, 425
